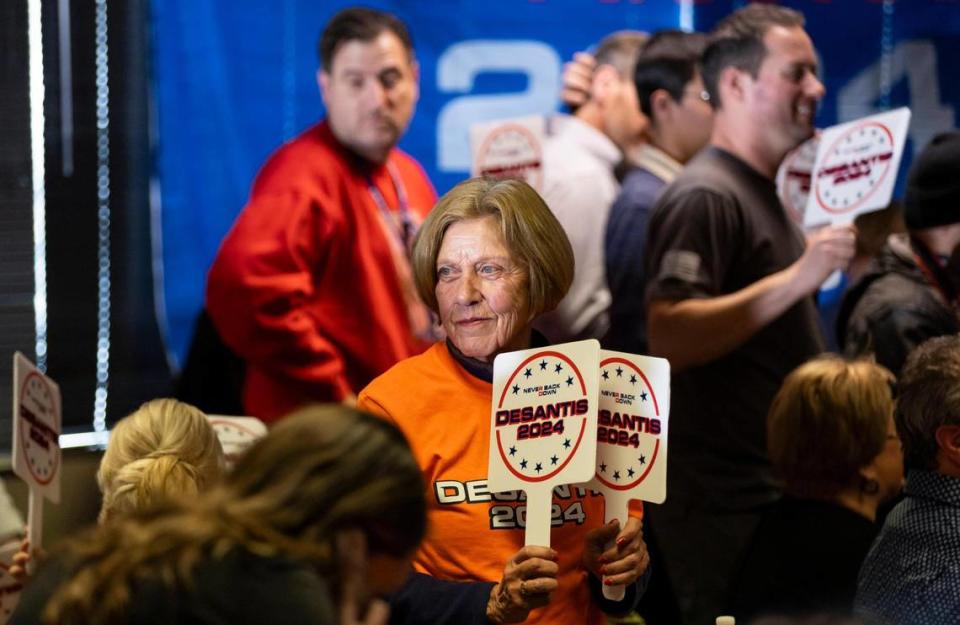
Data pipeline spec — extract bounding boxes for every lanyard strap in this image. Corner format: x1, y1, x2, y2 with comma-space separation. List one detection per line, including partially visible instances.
367, 162, 415, 251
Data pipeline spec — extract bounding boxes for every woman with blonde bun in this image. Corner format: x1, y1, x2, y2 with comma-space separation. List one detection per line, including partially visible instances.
11, 405, 425, 625
96, 398, 224, 522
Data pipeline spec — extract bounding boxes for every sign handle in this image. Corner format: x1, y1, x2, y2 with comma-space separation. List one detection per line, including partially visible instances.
26, 489, 42, 574
601, 493, 629, 601
523, 487, 552, 548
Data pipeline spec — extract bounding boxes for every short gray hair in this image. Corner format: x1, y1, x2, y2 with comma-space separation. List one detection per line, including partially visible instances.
896, 335, 960, 470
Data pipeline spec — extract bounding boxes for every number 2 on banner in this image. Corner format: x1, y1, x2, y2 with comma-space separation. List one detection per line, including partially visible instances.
437, 41, 560, 172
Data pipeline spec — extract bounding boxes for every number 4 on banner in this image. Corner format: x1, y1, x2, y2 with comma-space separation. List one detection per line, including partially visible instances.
10, 352, 62, 572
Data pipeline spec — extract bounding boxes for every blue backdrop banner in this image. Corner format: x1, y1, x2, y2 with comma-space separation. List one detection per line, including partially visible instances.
152, 0, 959, 368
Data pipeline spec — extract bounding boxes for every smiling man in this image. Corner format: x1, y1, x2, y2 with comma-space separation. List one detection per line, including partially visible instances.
206, 8, 436, 422
641, 6, 857, 624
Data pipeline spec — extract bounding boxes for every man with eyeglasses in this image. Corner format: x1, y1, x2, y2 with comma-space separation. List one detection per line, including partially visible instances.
604, 30, 713, 355
641, 6, 856, 624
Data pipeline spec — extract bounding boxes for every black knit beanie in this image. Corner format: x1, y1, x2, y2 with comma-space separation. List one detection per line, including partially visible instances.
904, 131, 960, 230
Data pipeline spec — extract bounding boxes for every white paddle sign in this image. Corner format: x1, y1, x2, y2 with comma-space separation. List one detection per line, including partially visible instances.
489, 340, 600, 547
804, 108, 911, 227
11, 352, 62, 566
590, 351, 670, 599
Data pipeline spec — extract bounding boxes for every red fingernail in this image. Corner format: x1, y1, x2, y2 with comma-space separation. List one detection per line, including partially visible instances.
616, 537, 627, 547
599, 565, 606, 575
597, 556, 608, 564
604, 578, 613, 586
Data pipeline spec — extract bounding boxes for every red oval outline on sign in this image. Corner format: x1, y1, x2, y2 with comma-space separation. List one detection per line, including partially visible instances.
594, 357, 661, 491
19, 371, 60, 486
815, 121, 894, 215
494, 350, 590, 483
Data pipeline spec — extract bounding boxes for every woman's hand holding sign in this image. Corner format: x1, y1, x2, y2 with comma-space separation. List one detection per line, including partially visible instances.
583, 517, 650, 587
487, 546, 559, 624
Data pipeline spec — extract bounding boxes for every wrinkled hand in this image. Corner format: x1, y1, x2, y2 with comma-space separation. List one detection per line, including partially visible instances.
486, 546, 559, 624
582, 518, 649, 587
560, 52, 597, 110
791, 223, 857, 295
336, 530, 389, 625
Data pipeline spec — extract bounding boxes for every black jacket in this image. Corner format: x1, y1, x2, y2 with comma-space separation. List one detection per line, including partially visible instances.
837, 234, 959, 377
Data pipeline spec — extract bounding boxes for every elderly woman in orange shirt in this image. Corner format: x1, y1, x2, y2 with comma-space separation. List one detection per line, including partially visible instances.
359, 177, 649, 625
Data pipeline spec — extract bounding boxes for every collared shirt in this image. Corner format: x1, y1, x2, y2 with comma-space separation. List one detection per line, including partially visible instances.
856, 470, 960, 624
534, 114, 622, 343
630, 143, 683, 185
604, 144, 683, 353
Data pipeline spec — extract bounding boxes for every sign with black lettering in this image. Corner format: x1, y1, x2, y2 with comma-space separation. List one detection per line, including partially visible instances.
804, 108, 911, 227
489, 340, 600, 547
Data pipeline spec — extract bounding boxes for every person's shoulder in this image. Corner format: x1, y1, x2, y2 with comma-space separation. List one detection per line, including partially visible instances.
361, 343, 448, 400
252, 123, 349, 193
617, 168, 667, 206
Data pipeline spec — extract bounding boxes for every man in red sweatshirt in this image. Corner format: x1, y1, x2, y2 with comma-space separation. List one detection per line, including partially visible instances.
206, 8, 436, 422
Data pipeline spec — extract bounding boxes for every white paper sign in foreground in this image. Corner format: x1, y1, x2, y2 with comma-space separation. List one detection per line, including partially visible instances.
589, 351, 670, 599
804, 108, 911, 227
207, 415, 267, 469
489, 340, 600, 547
11, 352, 62, 559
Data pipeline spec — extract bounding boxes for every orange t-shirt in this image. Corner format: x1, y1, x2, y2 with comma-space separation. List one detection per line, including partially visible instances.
359, 342, 641, 625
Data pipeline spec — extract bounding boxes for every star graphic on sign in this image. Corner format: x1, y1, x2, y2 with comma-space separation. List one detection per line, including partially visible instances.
563, 438, 571, 449
640, 391, 648, 402
524, 368, 532, 378
613, 470, 621, 480
555, 363, 563, 374
509, 446, 517, 457
539, 359, 548, 371
602, 370, 609, 380
628, 467, 635, 478
520, 459, 528, 469
566, 376, 574, 386
616, 367, 623, 377
638, 455, 646, 465
629, 374, 637, 385
535, 463, 543, 473
600, 463, 607, 473
512, 384, 520, 395
550, 455, 559, 465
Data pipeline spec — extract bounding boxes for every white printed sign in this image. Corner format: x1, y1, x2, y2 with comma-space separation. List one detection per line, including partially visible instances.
11, 352, 62, 556
804, 108, 912, 227
777, 134, 819, 226
589, 351, 670, 599
207, 415, 267, 469
11, 353, 61, 504
470, 115, 546, 192
489, 340, 600, 547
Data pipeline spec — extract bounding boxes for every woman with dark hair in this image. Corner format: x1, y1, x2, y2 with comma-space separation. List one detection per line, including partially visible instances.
12, 405, 426, 625
728, 356, 903, 621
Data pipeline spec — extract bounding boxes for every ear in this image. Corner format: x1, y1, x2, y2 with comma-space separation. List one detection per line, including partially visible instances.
716, 65, 747, 108
590, 64, 621, 105
649, 89, 674, 125
935, 424, 960, 467
317, 69, 330, 106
